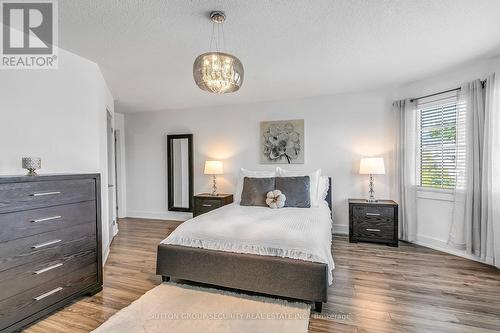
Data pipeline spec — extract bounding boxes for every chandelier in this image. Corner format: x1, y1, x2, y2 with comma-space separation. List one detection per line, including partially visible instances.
193, 11, 244, 94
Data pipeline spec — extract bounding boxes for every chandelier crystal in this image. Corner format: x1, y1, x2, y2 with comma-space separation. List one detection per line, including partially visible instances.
193, 11, 244, 94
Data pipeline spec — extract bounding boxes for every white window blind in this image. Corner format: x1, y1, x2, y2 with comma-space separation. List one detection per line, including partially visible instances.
416, 90, 459, 189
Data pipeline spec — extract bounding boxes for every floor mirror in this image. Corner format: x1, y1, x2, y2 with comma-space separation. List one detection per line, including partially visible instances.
167, 134, 193, 212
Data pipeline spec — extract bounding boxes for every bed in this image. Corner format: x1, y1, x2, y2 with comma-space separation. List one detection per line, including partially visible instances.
156, 178, 333, 312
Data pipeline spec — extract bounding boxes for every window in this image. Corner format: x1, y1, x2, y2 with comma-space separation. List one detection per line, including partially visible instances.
417, 91, 459, 189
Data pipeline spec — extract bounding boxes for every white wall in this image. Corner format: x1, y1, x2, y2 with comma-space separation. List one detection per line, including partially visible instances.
0, 48, 115, 263
125, 90, 395, 231
395, 55, 500, 260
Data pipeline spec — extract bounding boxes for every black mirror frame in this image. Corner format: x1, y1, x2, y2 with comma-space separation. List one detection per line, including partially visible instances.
167, 134, 194, 212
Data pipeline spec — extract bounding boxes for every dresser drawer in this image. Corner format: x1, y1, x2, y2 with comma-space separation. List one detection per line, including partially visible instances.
0, 201, 96, 243
0, 222, 96, 273
354, 222, 394, 241
195, 199, 222, 214
0, 179, 95, 213
0, 264, 97, 331
0, 249, 96, 300
352, 205, 394, 220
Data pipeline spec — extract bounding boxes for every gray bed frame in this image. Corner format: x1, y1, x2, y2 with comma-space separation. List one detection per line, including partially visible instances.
156, 178, 332, 312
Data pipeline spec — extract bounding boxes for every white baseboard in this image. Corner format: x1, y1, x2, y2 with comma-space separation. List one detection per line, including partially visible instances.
332, 224, 348, 235
127, 210, 192, 221
102, 227, 119, 266
103, 244, 110, 264
414, 234, 488, 264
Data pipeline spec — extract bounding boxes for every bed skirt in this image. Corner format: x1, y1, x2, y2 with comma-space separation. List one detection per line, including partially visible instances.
156, 244, 328, 310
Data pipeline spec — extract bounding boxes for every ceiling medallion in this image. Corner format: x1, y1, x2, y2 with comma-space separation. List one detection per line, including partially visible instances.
193, 11, 244, 94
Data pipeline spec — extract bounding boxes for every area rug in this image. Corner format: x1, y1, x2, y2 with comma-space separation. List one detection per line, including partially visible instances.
92, 282, 310, 333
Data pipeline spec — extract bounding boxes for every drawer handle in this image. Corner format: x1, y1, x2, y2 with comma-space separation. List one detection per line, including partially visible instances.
31, 239, 61, 249
31, 215, 62, 223
33, 263, 63, 275
366, 228, 381, 232
366, 213, 381, 216
202, 204, 212, 207
34, 287, 63, 301
30, 191, 61, 197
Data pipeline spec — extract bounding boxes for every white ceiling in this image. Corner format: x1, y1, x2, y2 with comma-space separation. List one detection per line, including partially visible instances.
59, 0, 500, 112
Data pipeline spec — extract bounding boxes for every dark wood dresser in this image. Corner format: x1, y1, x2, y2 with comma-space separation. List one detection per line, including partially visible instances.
0, 174, 102, 332
193, 193, 233, 217
348, 199, 398, 247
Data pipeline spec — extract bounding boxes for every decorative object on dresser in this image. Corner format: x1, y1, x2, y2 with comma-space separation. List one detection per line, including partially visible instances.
349, 199, 398, 247
193, 193, 233, 217
359, 157, 385, 202
0, 174, 102, 333
203, 160, 223, 196
260, 120, 304, 164
21, 157, 42, 176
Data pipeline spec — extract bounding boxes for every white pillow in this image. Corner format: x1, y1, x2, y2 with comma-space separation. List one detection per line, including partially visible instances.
276, 167, 321, 207
318, 176, 330, 204
235, 168, 275, 203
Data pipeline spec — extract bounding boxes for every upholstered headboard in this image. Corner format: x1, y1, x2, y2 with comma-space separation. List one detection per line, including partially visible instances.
326, 177, 332, 212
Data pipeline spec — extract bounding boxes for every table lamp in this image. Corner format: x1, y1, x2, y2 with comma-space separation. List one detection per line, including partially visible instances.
204, 160, 223, 196
359, 157, 385, 202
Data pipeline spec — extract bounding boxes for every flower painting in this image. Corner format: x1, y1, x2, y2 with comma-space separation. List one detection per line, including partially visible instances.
260, 119, 304, 164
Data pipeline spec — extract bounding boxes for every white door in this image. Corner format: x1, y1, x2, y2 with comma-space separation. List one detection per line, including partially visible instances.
106, 111, 117, 240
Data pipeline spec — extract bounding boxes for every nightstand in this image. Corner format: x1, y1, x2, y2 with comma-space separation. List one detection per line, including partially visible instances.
193, 193, 233, 217
348, 199, 399, 247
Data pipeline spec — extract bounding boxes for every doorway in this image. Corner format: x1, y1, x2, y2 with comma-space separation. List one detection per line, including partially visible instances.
114, 129, 122, 218
106, 110, 118, 241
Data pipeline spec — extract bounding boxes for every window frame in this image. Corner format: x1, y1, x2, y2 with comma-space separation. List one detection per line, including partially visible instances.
415, 91, 459, 191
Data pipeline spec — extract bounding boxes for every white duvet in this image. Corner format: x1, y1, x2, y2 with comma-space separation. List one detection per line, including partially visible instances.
161, 202, 334, 284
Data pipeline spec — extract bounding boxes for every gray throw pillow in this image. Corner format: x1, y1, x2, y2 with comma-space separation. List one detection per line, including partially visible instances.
275, 176, 311, 208
240, 177, 275, 206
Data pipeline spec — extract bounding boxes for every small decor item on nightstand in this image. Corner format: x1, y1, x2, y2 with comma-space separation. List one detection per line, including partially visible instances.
359, 157, 385, 202
22, 157, 41, 176
204, 160, 223, 196
266, 190, 286, 209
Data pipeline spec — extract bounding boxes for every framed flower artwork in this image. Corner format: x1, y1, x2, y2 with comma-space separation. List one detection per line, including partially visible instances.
260, 119, 304, 164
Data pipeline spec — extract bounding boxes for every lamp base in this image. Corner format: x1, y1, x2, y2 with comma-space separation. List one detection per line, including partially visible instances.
367, 174, 377, 202
211, 175, 218, 196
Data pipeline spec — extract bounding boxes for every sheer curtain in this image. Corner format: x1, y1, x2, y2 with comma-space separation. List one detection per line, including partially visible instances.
483, 73, 500, 267
394, 99, 418, 242
449, 73, 500, 267
449, 79, 484, 252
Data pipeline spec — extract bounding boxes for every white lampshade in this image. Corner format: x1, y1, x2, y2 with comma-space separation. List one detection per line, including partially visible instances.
359, 157, 385, 175
204, 160, 223, 175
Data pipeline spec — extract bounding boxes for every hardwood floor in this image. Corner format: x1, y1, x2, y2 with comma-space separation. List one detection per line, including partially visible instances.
25, 218, 500, 333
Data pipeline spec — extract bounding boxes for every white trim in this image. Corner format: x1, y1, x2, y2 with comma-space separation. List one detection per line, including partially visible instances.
103, 228, 119, 265
332, 224, 348, 235
416, 189, 454, 202
416, 186, 454, 194
103, 244, 110, 264
414, 234, 488, 264
127, 210, 192, 221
